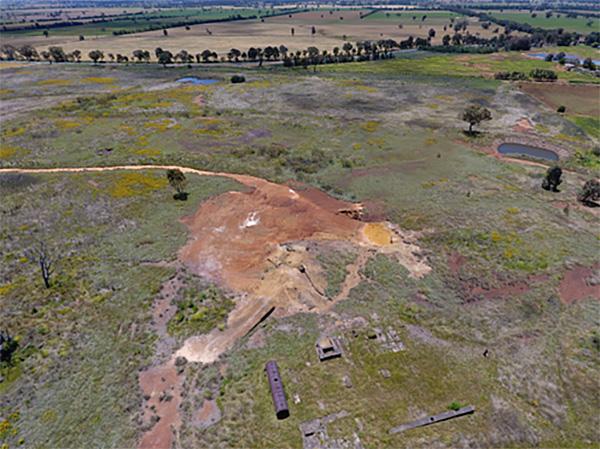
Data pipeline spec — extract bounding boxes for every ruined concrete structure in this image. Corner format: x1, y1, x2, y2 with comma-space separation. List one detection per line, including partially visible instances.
368, 327, 405, 353
265, 360, 289, 419
300, 410, 365, 449
389, 405, 475, 434
316, 336, 343, 361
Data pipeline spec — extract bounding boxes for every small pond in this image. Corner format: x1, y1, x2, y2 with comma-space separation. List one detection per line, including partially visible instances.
498, 143, 559, 161
175, 77, 218, 85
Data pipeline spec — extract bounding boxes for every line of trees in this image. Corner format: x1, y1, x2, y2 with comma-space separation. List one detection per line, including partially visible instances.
0, 39, 402, 65
448, 6, 600, 47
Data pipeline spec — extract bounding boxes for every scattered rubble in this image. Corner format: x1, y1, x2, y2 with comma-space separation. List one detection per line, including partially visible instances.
369, 327, 405, 352
300, 410, 364, 449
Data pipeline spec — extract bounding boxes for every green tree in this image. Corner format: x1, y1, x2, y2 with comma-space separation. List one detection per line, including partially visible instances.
157, 50, 173, 67
88, 50, 104, 64
166, 169, 188, 200
577, 179, 600, 206
49, 46, 67, 62
0, 330, 18, 365
542, 166, 562, 192
19, 45, 38, 61
461, 105, 492, 134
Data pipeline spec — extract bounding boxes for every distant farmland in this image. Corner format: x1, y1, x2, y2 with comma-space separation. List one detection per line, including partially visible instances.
478, 9, 600, 33
1, 7, 266, 36
1, 9, 500, 61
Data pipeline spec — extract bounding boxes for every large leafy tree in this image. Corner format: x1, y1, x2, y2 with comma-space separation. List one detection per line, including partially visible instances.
542, 166, 562, 192
577, 179, 600, 206
461, 105, 492, 134
166, 169, 188, 200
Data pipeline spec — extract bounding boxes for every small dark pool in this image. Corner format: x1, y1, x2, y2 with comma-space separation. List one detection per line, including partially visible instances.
498, 143, 559, 161
175, 77, 218, 85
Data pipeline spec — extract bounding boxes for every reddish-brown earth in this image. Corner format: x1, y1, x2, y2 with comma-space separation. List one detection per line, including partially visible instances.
179, 177, 361, 292
559, 265, 600, 304
138, 362, 182, 449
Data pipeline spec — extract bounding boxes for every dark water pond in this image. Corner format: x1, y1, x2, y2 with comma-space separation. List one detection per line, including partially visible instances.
498, 143, 559, 161
176, 77, 218, 85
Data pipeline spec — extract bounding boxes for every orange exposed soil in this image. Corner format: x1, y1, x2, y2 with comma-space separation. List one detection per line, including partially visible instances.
178, 177, 361, 292
559, 265, 600, 304
138, 362, 182, 449
175, 174, 430, 363
513, 117, 534, 133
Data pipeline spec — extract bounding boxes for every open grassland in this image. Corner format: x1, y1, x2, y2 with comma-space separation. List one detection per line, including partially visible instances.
321, 50, 600, 83
1, 9, 499, 59
479, 9, 600, 33
0, 171, 240, 448
1, 60, 599, 448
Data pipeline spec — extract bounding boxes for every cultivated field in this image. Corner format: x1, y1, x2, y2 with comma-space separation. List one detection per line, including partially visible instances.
1, 50, 599, 448
1, 9, 502, 60
477, 9, 600, 33
0, 7, 264, 36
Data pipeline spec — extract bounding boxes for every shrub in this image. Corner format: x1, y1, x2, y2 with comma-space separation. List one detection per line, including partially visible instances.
494, 71, 528, 81
448, 401, 463, 411
230, 75, 246, 83
529, 68, 557, 81
557, 105, 566, 113
577, 179, 600, 206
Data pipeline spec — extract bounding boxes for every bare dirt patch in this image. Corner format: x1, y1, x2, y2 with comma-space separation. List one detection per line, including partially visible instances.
193, 399, 222, 430
558, 265, 600, 304
520, 82, 600, 117
513, 117, 534, 133
138, 362, 182, 449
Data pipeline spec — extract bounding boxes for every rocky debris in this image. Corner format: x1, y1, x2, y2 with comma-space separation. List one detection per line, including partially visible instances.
370, 327, 405, 353
379, 368, 391, 379
342, 375, 353, 388
300, 410, 364, 449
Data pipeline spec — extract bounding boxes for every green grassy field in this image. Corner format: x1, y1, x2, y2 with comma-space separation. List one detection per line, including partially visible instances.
320, 50, 600, 84
1, 58, 599, 448
0, 170, 240, 448
482, 10, 600, 33
366, 10, 465, 23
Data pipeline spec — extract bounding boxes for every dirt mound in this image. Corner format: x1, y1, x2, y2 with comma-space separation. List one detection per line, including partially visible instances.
177, 177, 430, 363
559, 265, 600, 304
179, 179, 360, 292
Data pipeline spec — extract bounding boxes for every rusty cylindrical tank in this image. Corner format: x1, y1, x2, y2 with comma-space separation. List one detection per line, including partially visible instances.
265, 360, 289, 419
